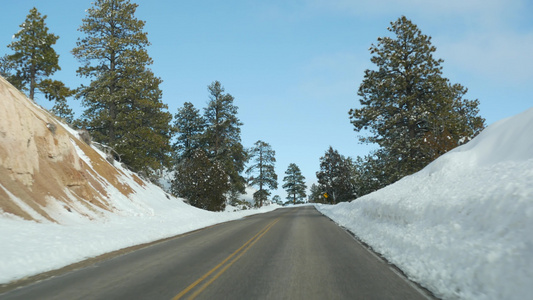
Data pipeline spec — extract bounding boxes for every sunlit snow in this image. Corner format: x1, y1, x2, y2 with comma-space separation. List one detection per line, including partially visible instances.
317, 108, 533, 300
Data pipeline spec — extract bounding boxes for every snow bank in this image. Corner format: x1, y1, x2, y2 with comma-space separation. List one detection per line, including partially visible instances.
317, 108, 533, 300
0, 169, 280, 283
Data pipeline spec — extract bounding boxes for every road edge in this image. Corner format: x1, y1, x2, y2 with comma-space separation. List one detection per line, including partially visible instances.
313, 206, 440, 300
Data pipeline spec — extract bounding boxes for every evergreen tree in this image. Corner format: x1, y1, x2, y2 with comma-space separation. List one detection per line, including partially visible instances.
73, 0, 173, 174
349, 16, 485, 183
173, 102, 206, 162
0, 55, 14, 79
203, 81, 248, 198
172, 149, 229, 211
282, 163, 306, 204
6, 7, 60, 100
38, 79, 75, 123
316, 147, 355, 204
308, 183, 324, 203
350, 154, 382, 197
246, 140, 278, 207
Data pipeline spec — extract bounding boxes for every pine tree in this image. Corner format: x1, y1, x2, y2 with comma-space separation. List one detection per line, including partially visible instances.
308, 183, 324, 203
73, 0, 173, 174
246, 140, 278, 207
350, 153, 383, 197
349, 16, 485, 182
173, 102, 206, 162
1, 55, 14, 79
203, 81, 248, 198
272, 195, 282, 205
316, 147, 355, 204
282, 163, 306, 204
172, 149, 229, 211
38, 79, 75, 123
6, 7, 60, 100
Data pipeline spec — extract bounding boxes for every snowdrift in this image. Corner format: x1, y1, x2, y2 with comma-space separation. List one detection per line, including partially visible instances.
0, 76, 279, 284
317, 108, 533, 300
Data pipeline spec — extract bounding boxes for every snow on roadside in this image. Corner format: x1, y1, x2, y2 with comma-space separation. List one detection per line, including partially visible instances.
0, 183, 280, 284
316, 108, 533, 300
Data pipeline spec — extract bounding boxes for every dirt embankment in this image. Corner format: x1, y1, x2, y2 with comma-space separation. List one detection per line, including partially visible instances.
0, 76, 142, 223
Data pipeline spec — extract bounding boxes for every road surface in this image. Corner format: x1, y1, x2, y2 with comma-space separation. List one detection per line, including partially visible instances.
1, 206, 432, 299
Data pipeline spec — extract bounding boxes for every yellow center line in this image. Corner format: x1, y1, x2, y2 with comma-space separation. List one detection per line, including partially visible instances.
172, 217, 281, 300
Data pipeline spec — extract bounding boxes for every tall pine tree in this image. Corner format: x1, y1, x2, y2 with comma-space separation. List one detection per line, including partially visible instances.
349, 16, 485, 184
172, 102, 206, 162
203, 81, 247, 198
246, 140, 278, 207
282, 163, 306, 205
6, 7, 60, 100
73, 0, 173, 174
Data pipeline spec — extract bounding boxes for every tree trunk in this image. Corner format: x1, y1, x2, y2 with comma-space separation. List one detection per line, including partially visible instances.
259, 150, 263, 207
108, 50, 116, 144
29, 56, 36, 100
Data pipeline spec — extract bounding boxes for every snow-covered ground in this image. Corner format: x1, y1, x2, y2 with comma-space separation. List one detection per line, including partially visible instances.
0, 183, 279, 284
317, 108, 533, 300
0, 133, 280, 284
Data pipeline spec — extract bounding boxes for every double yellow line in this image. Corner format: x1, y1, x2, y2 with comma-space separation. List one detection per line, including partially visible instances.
172, 217, 281, 300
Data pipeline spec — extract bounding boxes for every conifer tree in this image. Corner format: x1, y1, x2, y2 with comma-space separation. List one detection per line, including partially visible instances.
39, 79, 75, 123
203, 81, 247, 198
0, 55, 15, 79
6, 7, 60, 100
73, 0, 173, 174
308, 183, 324, 203
316, 147, 355, 204
246, 140, 278, 207
282, 163, 306, 204
172, 149, 229, 211
349, 16, 485, 182
173, 102, 206, 162
350, 153, 385, 197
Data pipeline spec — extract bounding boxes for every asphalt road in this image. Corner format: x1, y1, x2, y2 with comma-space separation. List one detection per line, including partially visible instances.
1, 206, 432, 300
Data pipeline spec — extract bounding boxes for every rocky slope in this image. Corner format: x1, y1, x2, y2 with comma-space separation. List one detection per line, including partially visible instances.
0, 76, 145, 223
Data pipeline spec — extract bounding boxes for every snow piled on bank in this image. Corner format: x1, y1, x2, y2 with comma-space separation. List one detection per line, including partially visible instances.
316, 108, 533, 300
0, 139, 279, 284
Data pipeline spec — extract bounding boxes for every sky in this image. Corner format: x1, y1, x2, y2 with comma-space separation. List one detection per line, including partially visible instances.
1, 0, 532, 200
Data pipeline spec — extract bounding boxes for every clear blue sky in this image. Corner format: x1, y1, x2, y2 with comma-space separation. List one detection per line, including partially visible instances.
2, 0, 532, 200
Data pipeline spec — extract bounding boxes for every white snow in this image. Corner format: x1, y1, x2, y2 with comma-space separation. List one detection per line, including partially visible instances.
0, 180, 280, 284
316, 108, 533, 300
